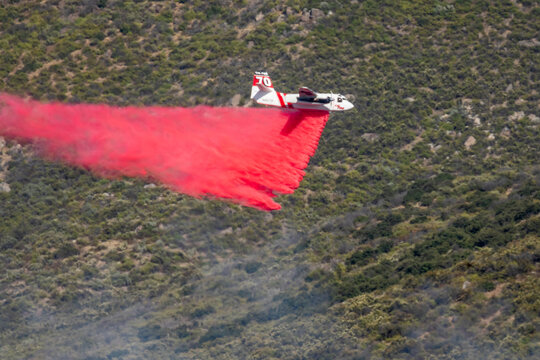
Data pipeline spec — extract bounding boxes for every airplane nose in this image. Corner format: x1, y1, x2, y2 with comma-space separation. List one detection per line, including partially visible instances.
346, 101, 354, 110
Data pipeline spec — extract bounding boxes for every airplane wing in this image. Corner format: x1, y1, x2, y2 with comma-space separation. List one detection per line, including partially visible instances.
298, 87, 317, 99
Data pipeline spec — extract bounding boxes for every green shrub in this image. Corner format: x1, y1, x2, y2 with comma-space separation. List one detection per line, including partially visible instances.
54, 242, 79, 259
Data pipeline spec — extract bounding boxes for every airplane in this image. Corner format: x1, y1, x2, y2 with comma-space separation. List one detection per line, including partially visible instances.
250, 71, 354, 112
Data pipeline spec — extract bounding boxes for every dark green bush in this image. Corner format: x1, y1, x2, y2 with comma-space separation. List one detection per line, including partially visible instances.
54, 242, 79, 259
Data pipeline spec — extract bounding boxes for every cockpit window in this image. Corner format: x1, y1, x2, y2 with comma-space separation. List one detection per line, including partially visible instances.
337, 97, 342, 102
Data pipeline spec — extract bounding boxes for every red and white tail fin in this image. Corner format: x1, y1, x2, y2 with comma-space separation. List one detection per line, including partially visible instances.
251, 71, 274, 98
250, 71, 281, 107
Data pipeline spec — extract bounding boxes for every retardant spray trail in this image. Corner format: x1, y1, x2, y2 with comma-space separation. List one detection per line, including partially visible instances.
0, 94, 329, 210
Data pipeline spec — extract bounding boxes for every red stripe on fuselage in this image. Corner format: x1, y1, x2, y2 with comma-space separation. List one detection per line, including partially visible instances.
276, 92, 286, 108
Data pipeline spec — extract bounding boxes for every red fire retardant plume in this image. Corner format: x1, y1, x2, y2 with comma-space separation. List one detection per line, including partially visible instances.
0, 94, 329, 210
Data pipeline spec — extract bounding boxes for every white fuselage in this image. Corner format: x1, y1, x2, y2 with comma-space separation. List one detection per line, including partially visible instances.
253, 91, 354, 112
250, 72, 354, 112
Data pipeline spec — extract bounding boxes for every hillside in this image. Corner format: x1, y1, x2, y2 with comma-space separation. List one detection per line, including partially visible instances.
0, 1, 539, 359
